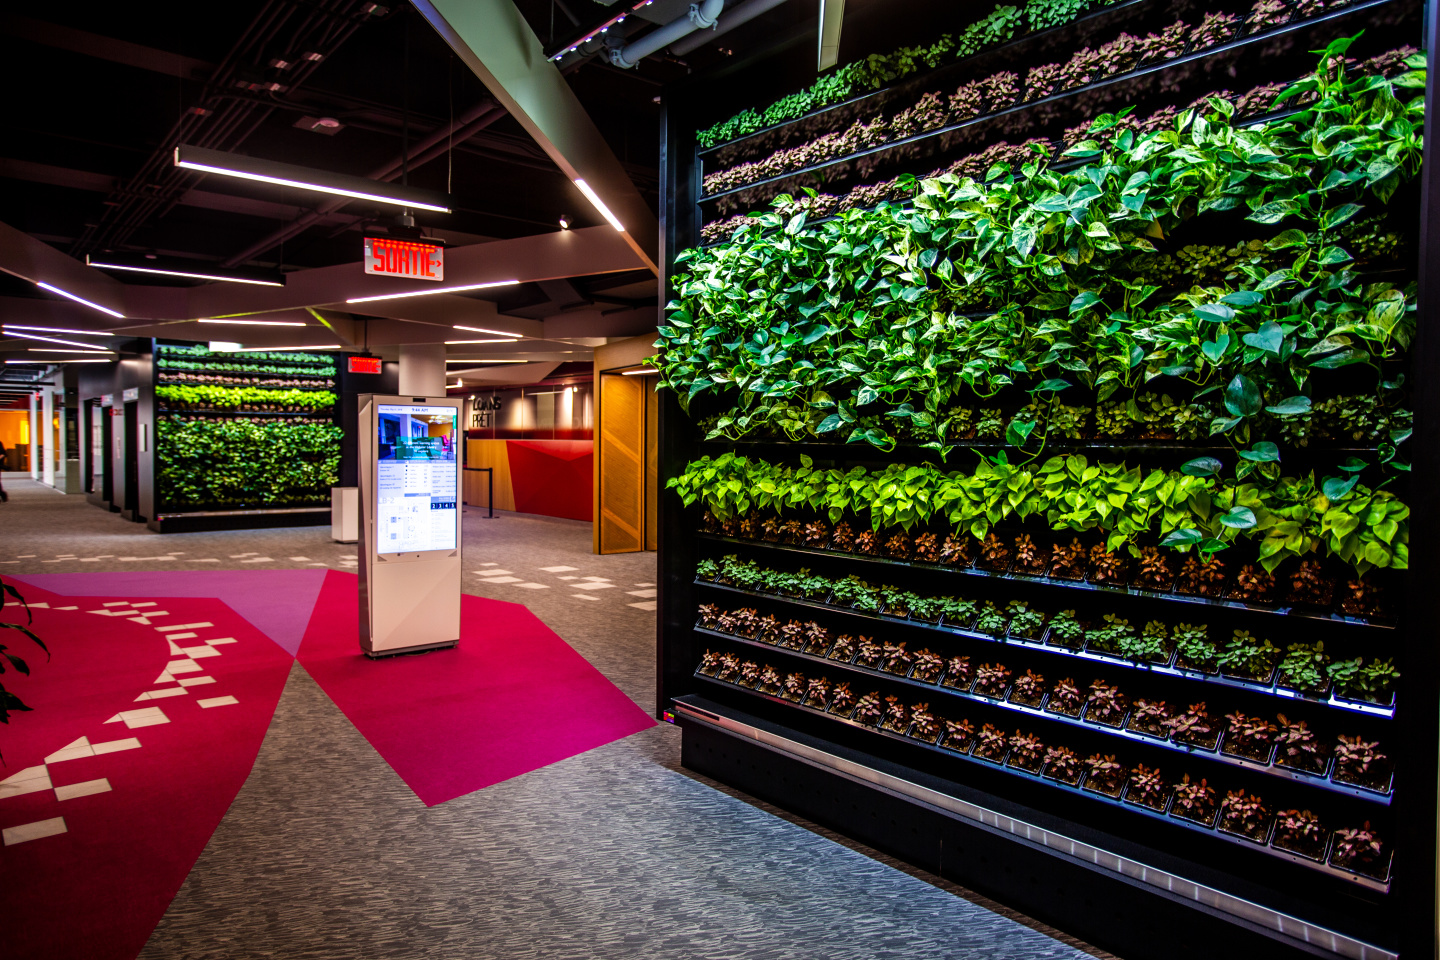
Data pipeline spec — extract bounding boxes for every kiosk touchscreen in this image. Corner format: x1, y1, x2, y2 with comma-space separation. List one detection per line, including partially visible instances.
358, 396, 463, 656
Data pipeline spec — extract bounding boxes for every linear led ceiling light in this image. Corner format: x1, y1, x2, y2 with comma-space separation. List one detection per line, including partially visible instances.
622, 368, 659, 375
28, 348, 117, 354
228, 345, 341, 352
174, 144, 451, 214
35, 282, 124, 318
346, 279, 519, 304
3, 324, 113, 336
86, 253, 285, 287
7, 358, 110, 364
197, 319, 307, 327
573, 179, 625, 232
453, 325, 523, 336
445, 338, 518, 344
446, 359, 528, 364
547, 0, 655, 60
10, 332, 112, 350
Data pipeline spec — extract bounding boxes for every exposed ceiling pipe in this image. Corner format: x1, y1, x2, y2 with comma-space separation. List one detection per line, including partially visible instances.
608, 0, 723, 69
669, 0, 793, 56
221, 101, 505, 267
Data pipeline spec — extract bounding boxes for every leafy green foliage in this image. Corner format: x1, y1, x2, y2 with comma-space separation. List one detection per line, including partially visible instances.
156, 385, 336, 412
157, 418, 342, 509
0, 575, 50, 743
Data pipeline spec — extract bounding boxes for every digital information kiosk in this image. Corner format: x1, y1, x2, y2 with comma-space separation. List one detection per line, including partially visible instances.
357, 395, 463, 656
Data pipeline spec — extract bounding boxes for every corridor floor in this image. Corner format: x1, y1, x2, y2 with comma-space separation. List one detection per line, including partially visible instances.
0, 480, 1112, 960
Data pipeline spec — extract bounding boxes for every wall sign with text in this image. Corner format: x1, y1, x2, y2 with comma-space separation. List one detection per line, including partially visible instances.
363, 236, 444, 282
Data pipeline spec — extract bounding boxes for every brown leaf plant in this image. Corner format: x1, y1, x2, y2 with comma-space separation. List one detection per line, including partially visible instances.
1008, 731, 1045, 771
1129, 699, 1172, 737
1220, 788, 1269, 839
782, 672, 807, 702
1223, 711, 1275, 760
1047, 677, 1084, 716
1084, 754, 1127, 795
1010, 669, 1046, 706
973, 723, 1008, 761
828, 634, 859, 662
1231, 564, 1275, 602
1088, 544, 1128, 584
910, 704, 941, 742
1050, 538, 1087, 579
943, 717, 976, 751
974, 662, 1013, 698
802, 622, 832, 655
1274, 808, 1327, 856
1332, 822, 1385, 873
855, 638, 885, 669
738, 660, 762, 688
853, 691, 884, 725
1176, 555, 1227, 597
697, 604, 721, 629
881, 695, 910, 732
1166, 702, 1218, 748
1134, 546, 1173, 590
831, 521, 855, 553
1045, 745, 1081, 783
882, 641, 914, 676
802, 519, 831, 548
803, 676, 832, 709
885, 532, 912, 560
1171, 775, 1217, 823
828, 681, 855, 713
1086, 680, 1129, 726
913, 532, 940, 563
979, 532, 1012, 571
911, 649, 945, 684
716, 653, 741, 682
942, 655, 974, 689
1287, 560, 1333, 605
1128, 764, 1169, 810
777, 619, 806, 650
854, 528, 882, 556
758, 665, 783, 695
699, 650, 722, 676
1274, 714, 1326, 771
1013, 533, 1049, 575
939, 534, 974, 567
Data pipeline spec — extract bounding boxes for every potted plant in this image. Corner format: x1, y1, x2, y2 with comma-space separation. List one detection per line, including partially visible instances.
716, 653, 741, 682
1175, 555, 1227, 598
1218, 630, 1280, 684
1330, 822, 1389, 880
1050, 538, 1087, 579
1172, 623, 1217, 673
1168, 702, 1221, 750
1276, 642, 1331, 695
1126, 764, 1170, 811
1333, 735, 1392, 793
1218, 789, 1271, 843
1088, 544, 1129, 586
913, 531, 941, 563
832, 521, 856, 553
1229, 564, 1275, 603
1339, 578, 1387, 618
973, 723, 1008, 762
909, 595, 944, 624
1286, 560, 1335, 606
1085, 680, 1129, 728
777, 620, 807, 650
942, 717, 976, 753
1119, 621, 1172, 665
855, 638, 885, 669
699, 650, 722, 676
1221, 711, 1275, 762
802, 622, 833, 655
880, 587, 913, 619
940, 597, 979, 629
1047, 677, 1085, 718
803, 676, 832, 707
978, 532, 1013, 572
1046, 609, 1085, 649
1273, 809, 1328, 861
1083, 754, 1128, 797
761, 517, 785, 543
1009, 669, 1046, 708
1013, 533, 1051, 575
803, 519, 832, 548
885, 531, 913, 561
939, 533, 975, 568
697, 559, 720, 582
1007, 731, 1046, 772
732, 608, 760, 638
882, 641, 915, 676
881, 695, 911, 732
739, 514, 762, 540
1084, 614, 1133, 657
1170, 775, 1219, 826
782, 672, 807, 702
911, 649, 945, 684
1007, 602, 1047, 641
1270, 714, 1328, 774
1043, 745, 1083, 785
853, 691, 885, 726
833, 576, 881, 613
1133, 547, 1174, 591
698, 604, 722, 629
974, 663, 1013, 699
909, 703, 942, 743
1329, 658, 1399, 706
758, 665, 783, 695
828, 681, 856, 714
828, 634, 859, 663
942, 655, 975, 690
974, 602, 1009, 639
738, 660, 762, 688
755, 613, 782, 643
1127, 699, 1173, 738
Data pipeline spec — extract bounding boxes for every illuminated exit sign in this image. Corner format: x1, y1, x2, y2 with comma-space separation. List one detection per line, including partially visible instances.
364, 236, 444, 282
348, 356, 382, 375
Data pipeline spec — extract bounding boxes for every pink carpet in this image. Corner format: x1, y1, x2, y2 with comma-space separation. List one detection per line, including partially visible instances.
296, 570, 655, 805
1, 585, 294, 960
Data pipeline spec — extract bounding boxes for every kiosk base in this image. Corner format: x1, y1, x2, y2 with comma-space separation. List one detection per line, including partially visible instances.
363, 639, 458, 659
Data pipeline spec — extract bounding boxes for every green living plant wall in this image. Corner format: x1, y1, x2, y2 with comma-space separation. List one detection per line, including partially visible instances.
157, 418, 343, 509
657, 41, 1425, 461
155, 385, 337, 411
669, 451, 1406, 576
696, 0, 1111, 147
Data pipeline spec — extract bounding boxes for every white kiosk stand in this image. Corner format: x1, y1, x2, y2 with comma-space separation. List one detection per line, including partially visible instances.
357, 395, 463, 656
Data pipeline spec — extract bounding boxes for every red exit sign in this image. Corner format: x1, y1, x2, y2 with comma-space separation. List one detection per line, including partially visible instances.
364, 236, 444, 282
348, 356, 382, 374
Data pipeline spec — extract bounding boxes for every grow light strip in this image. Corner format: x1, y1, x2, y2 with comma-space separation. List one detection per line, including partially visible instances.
547, 0, 654, 61
676, 705, 1395, 960
35, 282, 124, 318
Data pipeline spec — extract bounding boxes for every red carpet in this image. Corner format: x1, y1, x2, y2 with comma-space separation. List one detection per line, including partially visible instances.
0, 585, 294, 960
296, 570, 655, 805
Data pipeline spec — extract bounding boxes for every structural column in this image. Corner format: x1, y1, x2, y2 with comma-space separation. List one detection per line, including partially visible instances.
28, 390, 38, 480
41, 387, 54, 488
398, 343, 447, 396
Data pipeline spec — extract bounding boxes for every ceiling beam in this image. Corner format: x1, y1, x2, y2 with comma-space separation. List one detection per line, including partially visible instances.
3, 14, 213, 80
412, 0, 660, 275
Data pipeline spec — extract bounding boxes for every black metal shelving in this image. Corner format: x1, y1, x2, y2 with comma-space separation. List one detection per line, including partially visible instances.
657, 0, 1432, 955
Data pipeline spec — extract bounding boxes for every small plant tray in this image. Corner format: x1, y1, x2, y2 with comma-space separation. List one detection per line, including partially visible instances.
1218, 816, 1274, 846
1329, 849, 1394, 884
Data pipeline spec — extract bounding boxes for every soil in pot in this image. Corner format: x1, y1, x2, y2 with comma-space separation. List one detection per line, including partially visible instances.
1082, 755, 1127, 798
1169, 775, 1218, 826
1046, 677, 1085, 718
1329, 823, 1390, 880
1005, 731, 1046, 773
972, 724, 1009, 762
1126, 699, 1173, 739
941, 655, 975, 691
973, 663, 1012, 700
1332, 735, 1393, 793
1043, 746, 1083, 785
1012, 533, 1052, 575
1049, 537, 1088, 580
1124, 765, 1170, 811
1286, 560, 1335, 607
1175, 555, 1228, 598
1339, 577, 1388, 619
1273, 715, 1330, 775
1273, 809, 1329, 861
1220, 711, 1275, 763
1167, 703, 1221, 751
1007, 669, 1046, 709
941, 718, 975, 754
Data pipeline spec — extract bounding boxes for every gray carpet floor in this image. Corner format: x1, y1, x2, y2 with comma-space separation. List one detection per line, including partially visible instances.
0, 480, 1114, 959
